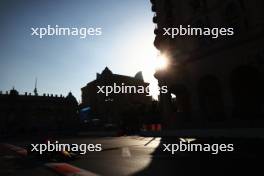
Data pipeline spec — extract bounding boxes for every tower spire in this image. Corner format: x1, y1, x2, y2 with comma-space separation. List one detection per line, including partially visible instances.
34, 77, 38, 96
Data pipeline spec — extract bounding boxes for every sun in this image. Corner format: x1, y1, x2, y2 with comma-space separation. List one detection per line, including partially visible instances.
155, 54, 169, 70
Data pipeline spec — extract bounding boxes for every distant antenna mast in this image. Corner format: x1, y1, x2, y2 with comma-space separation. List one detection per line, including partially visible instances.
34, 77, 38, 96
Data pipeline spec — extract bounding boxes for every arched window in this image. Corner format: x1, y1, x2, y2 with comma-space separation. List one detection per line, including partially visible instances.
198, 75, 225, 121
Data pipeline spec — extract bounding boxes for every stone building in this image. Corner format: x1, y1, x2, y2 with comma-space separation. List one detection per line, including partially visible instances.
150, 0, 264, 129
80, 67, 152, 128
0, 88, 78, 135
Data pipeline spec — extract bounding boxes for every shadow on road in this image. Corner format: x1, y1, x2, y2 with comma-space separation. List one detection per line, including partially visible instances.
133, 137, 263, 176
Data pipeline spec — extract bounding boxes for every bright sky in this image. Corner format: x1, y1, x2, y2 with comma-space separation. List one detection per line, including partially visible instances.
0, 0, 159, 102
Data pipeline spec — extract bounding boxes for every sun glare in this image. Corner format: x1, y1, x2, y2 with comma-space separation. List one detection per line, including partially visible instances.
156, 54, 168, 70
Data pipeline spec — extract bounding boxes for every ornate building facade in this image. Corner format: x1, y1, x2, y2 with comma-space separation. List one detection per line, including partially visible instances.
151, 0, 264, 129
81, 67, 152, 128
